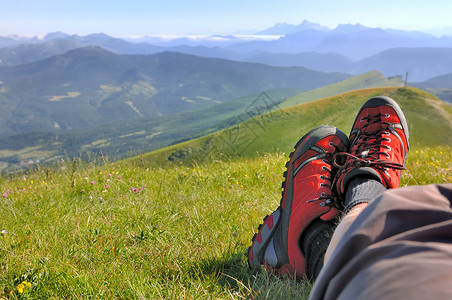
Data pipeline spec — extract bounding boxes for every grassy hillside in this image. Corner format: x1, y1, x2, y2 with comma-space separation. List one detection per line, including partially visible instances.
130, 87, 451, 167
0, 144, 450, 298
279, 70, 403, 108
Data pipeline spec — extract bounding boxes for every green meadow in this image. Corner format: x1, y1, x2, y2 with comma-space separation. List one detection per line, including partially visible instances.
1, 87, 451, 299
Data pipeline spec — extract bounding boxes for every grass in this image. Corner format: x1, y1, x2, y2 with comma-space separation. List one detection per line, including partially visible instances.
1, 87, 451, 298
0, 144, 451, 299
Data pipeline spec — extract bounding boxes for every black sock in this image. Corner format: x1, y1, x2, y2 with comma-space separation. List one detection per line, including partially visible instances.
344, 177, 386, 214
301, 178, 385, 281
301, 219, 336, 281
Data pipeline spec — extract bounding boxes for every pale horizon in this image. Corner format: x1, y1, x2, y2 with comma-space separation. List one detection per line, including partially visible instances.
2, 0, 452, 37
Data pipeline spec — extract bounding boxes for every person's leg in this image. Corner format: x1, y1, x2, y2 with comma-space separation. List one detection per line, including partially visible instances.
310, 183, 452, 300
247, 125, 349, 279
325, 177, 386, 263
324, 202, 367, 264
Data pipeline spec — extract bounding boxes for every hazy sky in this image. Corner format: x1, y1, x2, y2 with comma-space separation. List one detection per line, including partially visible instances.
1, 0, 452, 37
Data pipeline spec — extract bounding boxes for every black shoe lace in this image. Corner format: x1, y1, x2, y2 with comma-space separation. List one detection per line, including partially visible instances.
306, 150, 343, 209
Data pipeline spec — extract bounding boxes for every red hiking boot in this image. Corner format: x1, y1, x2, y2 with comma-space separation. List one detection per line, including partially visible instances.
334, 96, 409, 196
247, 125, 349, 277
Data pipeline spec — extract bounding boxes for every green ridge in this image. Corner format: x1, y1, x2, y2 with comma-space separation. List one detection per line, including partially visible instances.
130, 87, 452, 167
279, 70, 404, 108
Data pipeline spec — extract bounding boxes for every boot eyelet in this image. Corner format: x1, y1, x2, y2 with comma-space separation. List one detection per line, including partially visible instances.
360, 117, 365, 122
384, 113, 390, 118
385, 153, 391, 159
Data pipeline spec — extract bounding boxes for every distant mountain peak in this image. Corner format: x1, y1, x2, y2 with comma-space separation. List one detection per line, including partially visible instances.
84, 33, 113, 41
44, 31, 70, 41
298, 20, 331, 31
67, 45, 110, 53
332, 23, 371, 33
256, 20, 329, 35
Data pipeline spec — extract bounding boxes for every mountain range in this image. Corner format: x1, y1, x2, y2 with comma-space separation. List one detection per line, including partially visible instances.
255, 20, 330, 35
3, 22, 452, 82
226, 23, 452, 58
0, 46, 349, 137
244, 47, 452, 82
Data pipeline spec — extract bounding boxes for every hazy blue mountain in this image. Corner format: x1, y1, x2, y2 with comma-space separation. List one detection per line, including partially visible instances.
227, 24, 452, 59
0, 33, 247, 67
242, 47, 452, 82
416, 72, 452, 89
0, 34, 161, 66
314, 28, 442, 59
0, 35, 45, 48
413, 72, 452, 103
127, 35, 250, 48
385, 29, 439, 40
242, 52, 354, 72
0, 47, 349, 137
43, 31, 71, 41
354, 47, 452, 81
164, 45, 246, 60
0, 39, 83, 66
438, 35, 452, 45
256, 20, 330, 35
0, 36, 21, 48
0, 34, 58, 48
3, 23, 452, 68
46, 33, 165, 55
226, 28, 328, 54
331, 23, 371, 34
